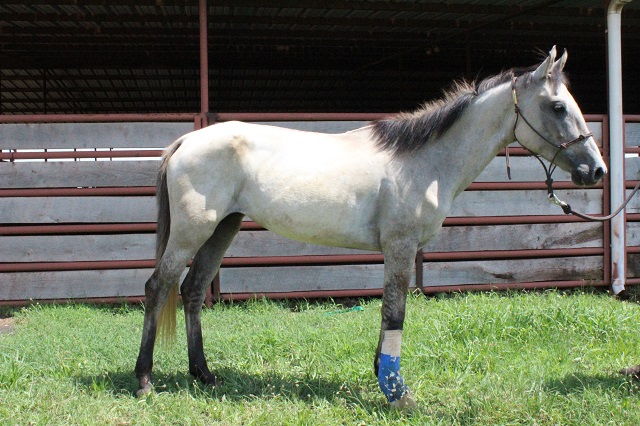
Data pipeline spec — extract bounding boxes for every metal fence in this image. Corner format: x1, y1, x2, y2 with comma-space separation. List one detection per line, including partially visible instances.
1, 113, 639, 305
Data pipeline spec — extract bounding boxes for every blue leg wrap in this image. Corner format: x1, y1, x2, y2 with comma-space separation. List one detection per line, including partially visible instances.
378, 353, 408, 403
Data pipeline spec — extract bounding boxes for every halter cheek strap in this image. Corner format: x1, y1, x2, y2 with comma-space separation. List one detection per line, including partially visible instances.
511, 78, 593, 153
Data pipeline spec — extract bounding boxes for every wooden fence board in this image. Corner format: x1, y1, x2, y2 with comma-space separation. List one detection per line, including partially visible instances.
0, 196, 156, 223
0, 234, 156, 262
422, 256, 603, 286
626, 156, 640, 179
226, 223, 602, 258
0, 122, 194, 149
587, 122, 603, 144
626, 122, 640, 146
0, 268, 194, 301
626, 189, 640, 213
0, 189, 602, 224
449, 189, 602, 217
0, 222, 601, 263
1, 160, 158, 189
628, 222, 640, 246
424, 222, 602, 252
0, 269, 152, 300
1, 266, 385, 300
219, 264, 388, 294
475, 156, 572, 182
628, 254, 640, 278
220, 256, 601, 294
1, 156, 572, 189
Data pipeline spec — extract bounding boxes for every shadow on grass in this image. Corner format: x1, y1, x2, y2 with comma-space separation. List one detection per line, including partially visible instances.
544, 371, 639, 397
76, 367, 374, 406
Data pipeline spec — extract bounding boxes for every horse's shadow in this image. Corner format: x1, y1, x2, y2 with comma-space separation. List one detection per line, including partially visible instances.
543, 370, 639, 397
76, 367, 372, 405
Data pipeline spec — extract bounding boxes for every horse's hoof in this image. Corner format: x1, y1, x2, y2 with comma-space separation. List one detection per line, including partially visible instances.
191, 368, 220, 387
389, 390, 417, 410
620, 365, 640, 380
136, 385, 152, 398
201, 375, 220, 387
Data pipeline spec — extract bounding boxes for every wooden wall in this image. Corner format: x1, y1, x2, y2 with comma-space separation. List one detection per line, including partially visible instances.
1, 117, 638, 304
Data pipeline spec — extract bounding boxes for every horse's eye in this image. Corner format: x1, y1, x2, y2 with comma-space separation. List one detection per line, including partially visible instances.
552, 102, 566, 114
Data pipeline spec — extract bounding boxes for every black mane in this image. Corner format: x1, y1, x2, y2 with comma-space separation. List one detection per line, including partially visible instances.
371, 64, 567, 156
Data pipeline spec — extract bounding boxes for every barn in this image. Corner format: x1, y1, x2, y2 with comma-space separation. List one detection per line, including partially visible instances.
1, 0, 639, 305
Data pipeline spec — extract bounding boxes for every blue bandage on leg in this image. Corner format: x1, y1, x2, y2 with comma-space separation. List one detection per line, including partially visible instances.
378, 353, 408, 402
377, 330, 408, 403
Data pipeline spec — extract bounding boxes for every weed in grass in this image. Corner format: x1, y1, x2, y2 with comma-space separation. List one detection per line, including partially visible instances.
0, 352, 29, 390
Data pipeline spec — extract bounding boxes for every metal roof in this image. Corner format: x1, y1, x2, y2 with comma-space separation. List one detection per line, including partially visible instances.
1, 0, 639, 115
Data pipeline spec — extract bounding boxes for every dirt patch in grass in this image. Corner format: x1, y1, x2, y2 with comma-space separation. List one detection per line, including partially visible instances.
0, 316, 16, 334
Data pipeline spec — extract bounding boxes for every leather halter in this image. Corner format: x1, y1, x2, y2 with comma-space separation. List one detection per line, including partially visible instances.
510, 76, 640, 222
510, 77, 593, 187
510, 76, 591, 206
512, 77, 593, 153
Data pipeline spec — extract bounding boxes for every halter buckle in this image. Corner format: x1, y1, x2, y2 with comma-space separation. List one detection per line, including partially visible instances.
548, 193, 566, 208
548, 193, 573, 214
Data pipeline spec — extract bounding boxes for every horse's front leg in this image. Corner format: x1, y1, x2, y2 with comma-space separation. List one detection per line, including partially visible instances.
375, 240, 418, 409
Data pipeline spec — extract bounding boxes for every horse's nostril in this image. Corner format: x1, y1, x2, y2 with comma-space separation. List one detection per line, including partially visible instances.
594, 167, 606, 181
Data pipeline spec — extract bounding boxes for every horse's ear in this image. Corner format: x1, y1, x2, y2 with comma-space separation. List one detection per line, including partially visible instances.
532, 46, 557, 80
552, 49, 568, 73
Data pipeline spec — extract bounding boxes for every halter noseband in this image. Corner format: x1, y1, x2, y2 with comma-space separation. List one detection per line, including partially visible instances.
510, 76, 593, 211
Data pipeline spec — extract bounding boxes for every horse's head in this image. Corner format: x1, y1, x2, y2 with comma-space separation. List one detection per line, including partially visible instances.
512, 46, 607, 186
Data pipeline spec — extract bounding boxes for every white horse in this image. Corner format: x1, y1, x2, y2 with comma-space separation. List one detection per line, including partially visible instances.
135, 47, 606, 408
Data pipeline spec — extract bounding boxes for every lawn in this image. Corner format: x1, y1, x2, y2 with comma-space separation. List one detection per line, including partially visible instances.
2, 290, 640, 425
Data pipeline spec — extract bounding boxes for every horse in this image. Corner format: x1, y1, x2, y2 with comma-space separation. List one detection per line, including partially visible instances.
134, 47, 607, 408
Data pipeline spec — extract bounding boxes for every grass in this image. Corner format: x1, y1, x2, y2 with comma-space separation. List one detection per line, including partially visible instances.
2, 290, 640, 425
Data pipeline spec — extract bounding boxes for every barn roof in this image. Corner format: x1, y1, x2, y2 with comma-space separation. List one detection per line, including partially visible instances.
1, 0, 639, 115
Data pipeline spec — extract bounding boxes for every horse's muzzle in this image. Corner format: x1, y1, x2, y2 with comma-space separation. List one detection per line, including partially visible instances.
571, 164, 607, 186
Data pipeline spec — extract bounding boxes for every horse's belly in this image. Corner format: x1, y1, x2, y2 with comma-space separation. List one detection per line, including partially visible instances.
240, 184, 382, 252
253, 217, 381, 252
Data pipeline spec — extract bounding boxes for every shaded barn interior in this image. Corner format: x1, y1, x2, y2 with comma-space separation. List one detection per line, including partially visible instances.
1, 0, 639, 115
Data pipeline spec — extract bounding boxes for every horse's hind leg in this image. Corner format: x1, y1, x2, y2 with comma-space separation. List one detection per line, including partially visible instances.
180, 213, 244, 386
135, 246, 194, 397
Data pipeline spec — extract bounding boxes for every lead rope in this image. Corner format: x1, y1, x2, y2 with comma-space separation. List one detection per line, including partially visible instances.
511, 77, 639, 222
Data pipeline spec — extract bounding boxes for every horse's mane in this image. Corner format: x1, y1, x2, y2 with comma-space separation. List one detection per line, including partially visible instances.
372, 63, 567, 156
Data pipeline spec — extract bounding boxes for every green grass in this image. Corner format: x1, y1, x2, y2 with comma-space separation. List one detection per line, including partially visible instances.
2, 290, 640, 425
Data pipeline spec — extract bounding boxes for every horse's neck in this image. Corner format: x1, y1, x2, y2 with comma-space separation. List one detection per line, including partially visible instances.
422, 83, 515, 198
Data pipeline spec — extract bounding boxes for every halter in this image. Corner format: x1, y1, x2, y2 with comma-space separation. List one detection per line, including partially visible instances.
510, 77, 592, 194
510, 76, 639, 222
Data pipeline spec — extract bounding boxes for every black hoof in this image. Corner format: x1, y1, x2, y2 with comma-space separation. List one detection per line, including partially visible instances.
190, 367, 220, 387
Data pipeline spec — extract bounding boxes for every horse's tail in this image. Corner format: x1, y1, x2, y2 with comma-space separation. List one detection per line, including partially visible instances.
156, 138, 184, 347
